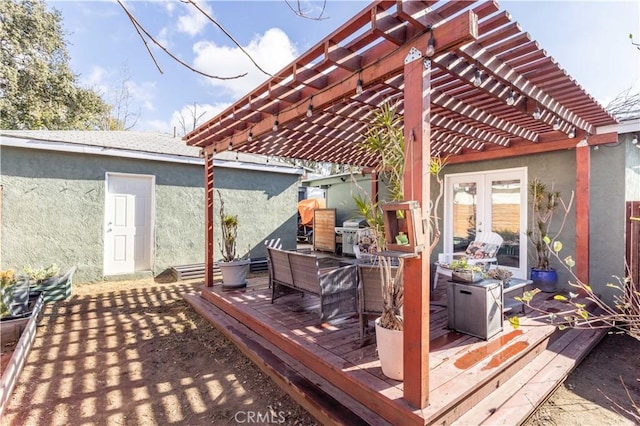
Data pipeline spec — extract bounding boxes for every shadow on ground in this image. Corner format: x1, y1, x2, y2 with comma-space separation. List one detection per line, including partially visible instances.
3, 278, 317, 425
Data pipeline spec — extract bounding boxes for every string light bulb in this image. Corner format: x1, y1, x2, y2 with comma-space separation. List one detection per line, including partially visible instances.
306, 97, 313, 118
228, 140, 233, 151
356, 77, 363, 95
567, 126, 576, 138
425, 27, 435, 57
553, 118, 561, 131
506, 89, 516, 106
272, 117, 279, 132
632, 134, 638, 145
532, 106, 542, 120
473, 68, 482, 87
248, 131, 253, 142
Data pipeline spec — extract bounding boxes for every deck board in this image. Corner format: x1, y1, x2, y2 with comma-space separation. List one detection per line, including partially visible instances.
188, 274, 605, 425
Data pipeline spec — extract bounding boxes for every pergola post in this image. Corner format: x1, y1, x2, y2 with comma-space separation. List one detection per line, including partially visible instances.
204, 152, 215, 287
402, 47, 431, 409
575, 144, 590, 284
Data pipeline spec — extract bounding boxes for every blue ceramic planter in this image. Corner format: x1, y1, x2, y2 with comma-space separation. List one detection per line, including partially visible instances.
530, 268, 558, 293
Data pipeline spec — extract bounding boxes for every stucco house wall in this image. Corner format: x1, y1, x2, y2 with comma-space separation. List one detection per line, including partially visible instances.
0, 132, 300, 283
429, 127, 640, 305
302, 173, 374, 225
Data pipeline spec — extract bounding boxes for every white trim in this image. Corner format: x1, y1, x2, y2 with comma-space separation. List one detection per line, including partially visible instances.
596, 118, 640, 135
443, 167, 528, 279
103, 172, 156, 276
0, 136, 302, 175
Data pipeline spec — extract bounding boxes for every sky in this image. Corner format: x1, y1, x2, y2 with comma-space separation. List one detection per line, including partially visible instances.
49, 0, 640, 135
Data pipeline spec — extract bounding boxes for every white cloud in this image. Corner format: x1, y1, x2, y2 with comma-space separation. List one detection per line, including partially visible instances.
124, 80, 156, 111
170, 102, 231, 136
163, 1, 175, 15
177, 0, 213, 37
156, 27, 170, 50
138, 118, 174, 134
192, 28, 297, 99
82, 66, 109, 95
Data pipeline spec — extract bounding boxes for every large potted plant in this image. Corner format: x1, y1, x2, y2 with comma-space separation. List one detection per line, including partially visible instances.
354, 101, 446, 380
526, 179, 574, 292
217, 191, 250, 289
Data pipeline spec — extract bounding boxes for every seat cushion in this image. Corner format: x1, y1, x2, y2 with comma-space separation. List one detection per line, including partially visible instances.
465, 241, 499, 259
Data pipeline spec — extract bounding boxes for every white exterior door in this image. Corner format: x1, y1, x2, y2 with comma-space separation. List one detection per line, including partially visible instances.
444, 168, 528, 278
104, 173, 154, 275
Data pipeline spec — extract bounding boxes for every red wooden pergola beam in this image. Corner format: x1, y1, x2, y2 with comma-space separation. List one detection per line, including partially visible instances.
445, 131, 618, 164
204, 153, 215, 287
432, 90, 540, 141
458, 42, 596, 134
201, 11, 479, 155
325, 41, 362, 71
402, 45, 431, 409
576, 143, 590, 284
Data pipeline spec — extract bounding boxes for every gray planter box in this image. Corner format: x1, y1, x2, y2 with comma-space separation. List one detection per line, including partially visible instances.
447, 279, 503, 340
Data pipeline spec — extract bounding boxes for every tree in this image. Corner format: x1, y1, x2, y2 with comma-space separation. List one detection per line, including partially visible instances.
101, 65, 140, 131
0, 0, 110, 130
176, 102, 208, 136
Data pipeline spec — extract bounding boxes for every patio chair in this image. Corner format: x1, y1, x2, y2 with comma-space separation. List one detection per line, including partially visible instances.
357, 263, 397, 346
433, 232, 503, 291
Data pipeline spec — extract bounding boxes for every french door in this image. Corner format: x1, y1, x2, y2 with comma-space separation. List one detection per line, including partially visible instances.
443, 168, 528, 278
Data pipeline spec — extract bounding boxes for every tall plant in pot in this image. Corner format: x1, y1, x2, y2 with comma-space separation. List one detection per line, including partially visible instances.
353, 101, 446, 380
217, 190, 250, 289
527, 179, 574, 292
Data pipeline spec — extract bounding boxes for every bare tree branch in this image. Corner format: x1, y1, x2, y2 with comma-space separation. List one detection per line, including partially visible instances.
117, 0, 247, 80
117, 0, 163, 75
182, 0, 274, 77
630, 33, 640, 51
284, 0, 329, 20
177, 102, 208, 136
606, 87, 640, 120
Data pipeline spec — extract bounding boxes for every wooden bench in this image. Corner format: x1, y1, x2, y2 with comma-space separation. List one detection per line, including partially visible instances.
267, 247, 358, 323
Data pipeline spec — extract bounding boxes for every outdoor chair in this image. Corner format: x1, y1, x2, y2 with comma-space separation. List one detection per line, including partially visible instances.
433, 232, 503, 290
267, 247, 358, 323
357, 263, 397, 346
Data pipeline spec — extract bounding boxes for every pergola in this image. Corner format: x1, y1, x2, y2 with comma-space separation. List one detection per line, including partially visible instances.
185, 0, 617, 409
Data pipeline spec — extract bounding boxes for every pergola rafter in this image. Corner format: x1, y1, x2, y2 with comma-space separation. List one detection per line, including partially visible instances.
187, 2, 614, 164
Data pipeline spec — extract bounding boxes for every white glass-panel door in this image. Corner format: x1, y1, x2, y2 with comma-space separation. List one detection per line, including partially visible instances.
444, 168, 527, 278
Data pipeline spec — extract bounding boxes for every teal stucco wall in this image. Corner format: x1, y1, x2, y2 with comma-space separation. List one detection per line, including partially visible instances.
430, 145, 633, 305
0, 147, 298, 283
430, 151, 579, 293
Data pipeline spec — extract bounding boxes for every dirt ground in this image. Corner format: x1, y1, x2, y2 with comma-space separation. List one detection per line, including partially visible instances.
2, 277, 639, 425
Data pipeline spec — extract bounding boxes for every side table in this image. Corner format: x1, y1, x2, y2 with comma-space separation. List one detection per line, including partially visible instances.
502, 278, 532, 314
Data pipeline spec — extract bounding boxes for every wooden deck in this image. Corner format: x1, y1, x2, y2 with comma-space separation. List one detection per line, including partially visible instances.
184, 269, 607, 425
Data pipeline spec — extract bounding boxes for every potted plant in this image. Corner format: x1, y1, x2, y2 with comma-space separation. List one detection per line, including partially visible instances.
26, 264, 76, 302
526, 179, 574, 292
1, 269, 17, 317
217, 191, 250, 289
353, 101, 446, 380
485, 266, 513, 286
449, 258, 484, 283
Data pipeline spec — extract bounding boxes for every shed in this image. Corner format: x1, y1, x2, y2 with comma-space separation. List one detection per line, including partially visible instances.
0, 130, 302, 282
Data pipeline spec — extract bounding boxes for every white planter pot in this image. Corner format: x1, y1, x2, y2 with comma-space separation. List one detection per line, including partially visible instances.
219, 259, 250, 289
375, 317, 404, 381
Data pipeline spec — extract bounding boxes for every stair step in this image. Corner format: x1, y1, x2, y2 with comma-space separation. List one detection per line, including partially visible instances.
184, 293, 391, 426
453, 326, 608, 425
